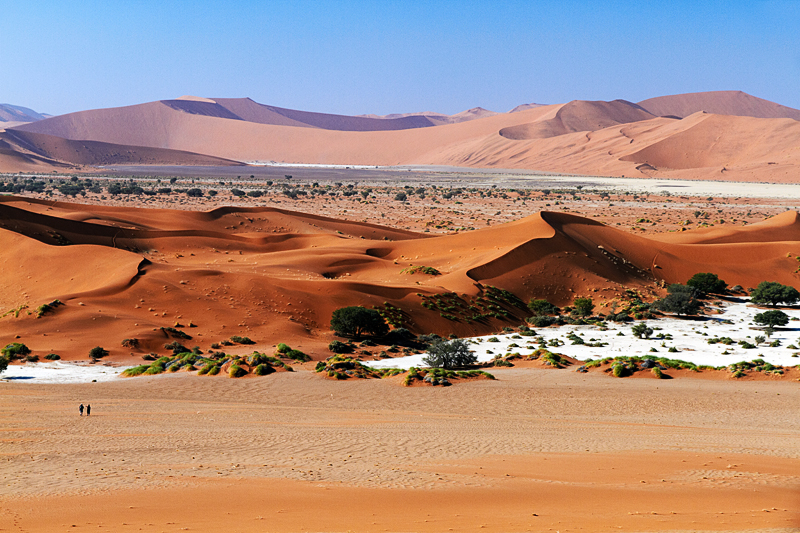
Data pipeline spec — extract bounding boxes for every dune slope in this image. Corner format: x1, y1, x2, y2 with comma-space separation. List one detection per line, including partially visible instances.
1, 197, 799, 362
9, 93, 800, 181
638, 90, 800, 120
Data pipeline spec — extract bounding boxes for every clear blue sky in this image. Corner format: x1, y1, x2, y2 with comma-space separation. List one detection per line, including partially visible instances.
6, 0, 800, 116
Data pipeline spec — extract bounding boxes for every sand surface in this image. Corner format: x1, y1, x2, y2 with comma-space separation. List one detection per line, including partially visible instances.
3, 191, 800, 362
2, 369, 799, 532
7, 91, 800, 182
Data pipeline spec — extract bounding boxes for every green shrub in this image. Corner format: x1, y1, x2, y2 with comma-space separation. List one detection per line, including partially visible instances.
612, 364, 630, 377
122, 365, 149, 377
631, 323, 654, 339
254, 363, 274, 376
208, 365, 221, 376
754, 310, 790, 328
286, 349, 309, 362
230, 336, 255, 345
35, 299, 63, 318
2, 342, 30, 359
164, 341, 188, 354
528, 299, 559, 316
276, 343, 291, 354
330, 306, 389, 338
89, 346, 109, 360
229, 364, 247, 378
652, 367, 663, 379
121, 338, 139, 348
145, 363, 165, 374
44, 353, 60, 360
572, 297, 594, 317
160, 326, 192, 339
328, 340, 353, 354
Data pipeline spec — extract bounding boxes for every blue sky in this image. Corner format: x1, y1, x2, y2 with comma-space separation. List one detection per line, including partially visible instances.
6, 1, 800, 116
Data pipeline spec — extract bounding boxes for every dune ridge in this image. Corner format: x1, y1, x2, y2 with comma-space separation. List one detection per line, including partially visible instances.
9, 91, 800, 181
1, 196, 799, 361
639, 90, 800, 120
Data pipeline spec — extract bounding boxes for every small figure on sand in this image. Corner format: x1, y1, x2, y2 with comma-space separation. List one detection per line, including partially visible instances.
79, 403, 84, 416
86, 404, 91, 416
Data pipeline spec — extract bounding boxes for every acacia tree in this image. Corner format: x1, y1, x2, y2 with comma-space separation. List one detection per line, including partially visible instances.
330, 306, 389, 338
750, 282, 800, 306
686, 273, 727, 296
422, 339, 476, 369
572, 297, 594, 317
528, 299, 559, 316
653, 285, 700, 315
753, 309, 790, 328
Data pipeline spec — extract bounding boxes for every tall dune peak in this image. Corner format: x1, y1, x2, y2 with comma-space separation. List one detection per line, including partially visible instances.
638, 90, 800, 120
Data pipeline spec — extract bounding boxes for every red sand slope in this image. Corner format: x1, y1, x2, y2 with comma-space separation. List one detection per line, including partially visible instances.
638, 90, 800, 120
1, 196, 799, 361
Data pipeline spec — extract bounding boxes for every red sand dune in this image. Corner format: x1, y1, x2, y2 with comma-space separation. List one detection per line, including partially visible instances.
638, 90, 800, 120
1, 196, 799, 362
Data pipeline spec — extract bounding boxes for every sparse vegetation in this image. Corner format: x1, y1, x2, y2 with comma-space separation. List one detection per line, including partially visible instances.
331, 306, 389, 338
2, 342, 30, 359
422, 339, 476, 369
89, 346, 109, 361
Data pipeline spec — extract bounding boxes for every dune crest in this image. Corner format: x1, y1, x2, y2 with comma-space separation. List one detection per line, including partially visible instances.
638, 90, 800, 120
1, 196, 799, 360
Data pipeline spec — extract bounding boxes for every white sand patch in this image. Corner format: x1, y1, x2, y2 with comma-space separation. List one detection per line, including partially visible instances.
368, 299, 800, 370
0, 361, 133, 384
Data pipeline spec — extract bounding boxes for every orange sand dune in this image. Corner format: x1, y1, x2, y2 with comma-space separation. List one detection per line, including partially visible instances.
11, 92, 800, 181
1, 196, 799, 361
1, 129, 243, 167
639, 90, 800, 120
620, 112, 800, 171
499, 99, 655, 139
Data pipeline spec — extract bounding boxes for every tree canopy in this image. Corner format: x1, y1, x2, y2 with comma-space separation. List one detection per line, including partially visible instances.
653, 289, 701, 315
753, 309, 790, 328
422, 339, 476, 369
686, 272, 727, 296
750, 281, 800, 306
330, 306, 389, 338
572, 297, 594, 317
528, 299, 559, 316
631, 323, 654, 339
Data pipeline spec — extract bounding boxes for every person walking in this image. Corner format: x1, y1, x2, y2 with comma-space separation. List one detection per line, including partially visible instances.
86, 404, 91, 416
79, 403, 84, 416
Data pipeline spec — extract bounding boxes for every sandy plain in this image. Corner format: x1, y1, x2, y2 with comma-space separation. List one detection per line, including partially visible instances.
2, 368, 799, 532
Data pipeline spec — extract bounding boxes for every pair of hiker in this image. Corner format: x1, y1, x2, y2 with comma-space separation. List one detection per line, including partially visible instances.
79, 403, 91, 416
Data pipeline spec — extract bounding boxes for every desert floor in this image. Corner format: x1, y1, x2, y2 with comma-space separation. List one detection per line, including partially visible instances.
3, 168, 800, 532
7, 166, 800, 236
2, 368, 798, 532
